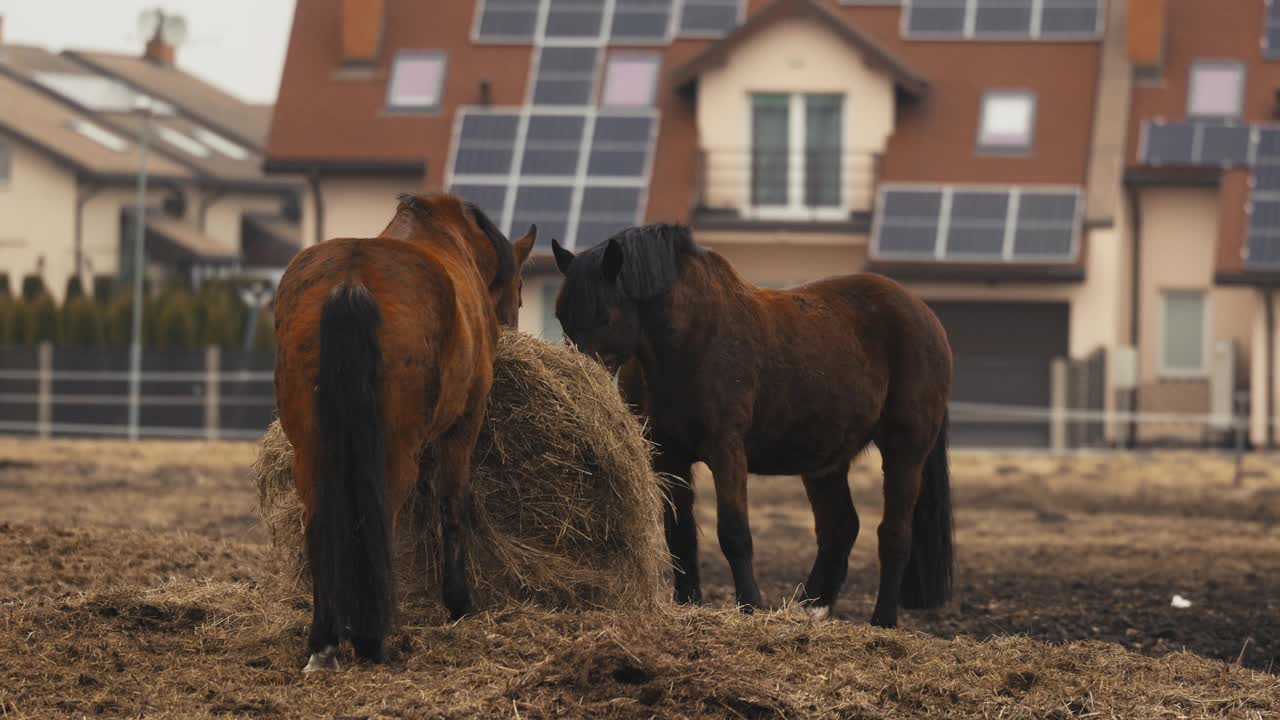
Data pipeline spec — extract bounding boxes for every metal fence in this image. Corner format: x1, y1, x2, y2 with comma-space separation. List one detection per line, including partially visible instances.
0, 342, 274, 440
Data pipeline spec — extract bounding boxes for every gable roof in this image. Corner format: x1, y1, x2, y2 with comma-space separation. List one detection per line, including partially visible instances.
0, 73, 191, 181
670, 0, 929, 99
64, 50, 270, 150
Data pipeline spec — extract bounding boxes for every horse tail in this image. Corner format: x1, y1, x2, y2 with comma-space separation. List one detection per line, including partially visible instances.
308, 283, 393, 645
899, 411, 954, 610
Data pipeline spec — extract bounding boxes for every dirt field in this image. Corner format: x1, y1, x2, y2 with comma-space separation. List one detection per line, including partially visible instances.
2, 438, 1279, 718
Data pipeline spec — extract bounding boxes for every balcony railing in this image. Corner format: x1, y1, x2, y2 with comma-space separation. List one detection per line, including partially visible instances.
691, 148, 882, 224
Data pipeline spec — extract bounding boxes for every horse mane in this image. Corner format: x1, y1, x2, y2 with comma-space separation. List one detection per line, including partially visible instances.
558, 223, 698, 328
395, 193, 515, 287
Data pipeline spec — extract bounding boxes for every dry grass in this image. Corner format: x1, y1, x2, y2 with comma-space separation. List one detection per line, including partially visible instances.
255, 329, 668, 616
2, 559, 1277, 719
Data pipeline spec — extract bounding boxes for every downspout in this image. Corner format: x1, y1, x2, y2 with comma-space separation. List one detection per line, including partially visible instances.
74, 179, 104, 286
1267, 286, 1276, 448
309, 170, 324, 246
1125, 184, 1142, 449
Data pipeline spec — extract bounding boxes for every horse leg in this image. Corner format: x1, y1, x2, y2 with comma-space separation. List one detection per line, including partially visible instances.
433, 414, 482, 621
296, 450, 340, 673
800, 464, 858, 619
654, 440, 700, 604
707, 441, 762, 612
869, 440, 924, 628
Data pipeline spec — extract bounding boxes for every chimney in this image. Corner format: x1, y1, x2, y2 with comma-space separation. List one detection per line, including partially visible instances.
341, 0, 384, 66
1127, 0, 1166, 77
144, 19, 175, 66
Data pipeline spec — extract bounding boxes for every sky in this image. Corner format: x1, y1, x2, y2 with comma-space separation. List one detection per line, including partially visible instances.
0, 0, 296, 104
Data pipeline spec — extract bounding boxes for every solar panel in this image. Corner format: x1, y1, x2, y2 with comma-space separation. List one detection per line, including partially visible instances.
678, 0, 740, 36
1248, 198, 1280, 267
1266, 0, 1280, 59
611, 0, 672, 40
1011, 191, 1077, 258
588, 115, 654, 177
973, 0, 1033, 35
1254, 166, 1280, 193
533, 47, 599, 105
453, 112, 520, 175
544, 0, 605, 38
520, 113, 587, 176
944, 191, 1009, 257
450, 184, 509, 220
475, 0, 540, 39
577, 187, 644, 247
511, 185, 574, 252
875, 189, 944, 257
1142, 121, 1196, 166
904, 0, 967, 35
1199, 124, 1251, 167
1038, 0, 1099, 37
1256, 128, 1280, 162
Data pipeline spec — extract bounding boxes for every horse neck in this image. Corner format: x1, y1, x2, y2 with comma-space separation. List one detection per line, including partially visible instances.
634, 252, 742, 381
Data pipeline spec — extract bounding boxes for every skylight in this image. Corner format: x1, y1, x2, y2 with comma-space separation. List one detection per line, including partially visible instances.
192, 127, 251, 160
156, 125, 211, 158
34, 72, 173, 114
69, 118, 130, 152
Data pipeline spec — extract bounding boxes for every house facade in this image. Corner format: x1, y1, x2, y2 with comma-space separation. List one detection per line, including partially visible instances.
265, 0, 1280, 448
0, 21, 301, 301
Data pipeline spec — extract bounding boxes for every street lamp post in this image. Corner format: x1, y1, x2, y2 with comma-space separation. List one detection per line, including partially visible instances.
127, 100, 153, 442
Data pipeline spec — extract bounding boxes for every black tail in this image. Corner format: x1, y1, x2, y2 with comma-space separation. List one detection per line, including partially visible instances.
899, 412, 954, 610
308, 284, 393, 650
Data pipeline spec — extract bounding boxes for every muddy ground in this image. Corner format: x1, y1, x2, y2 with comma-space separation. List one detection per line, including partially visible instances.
1, 438, 1278, 718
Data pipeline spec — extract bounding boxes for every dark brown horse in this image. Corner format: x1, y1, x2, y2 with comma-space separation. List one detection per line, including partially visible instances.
552, 225, 953, 627
274, 193, 534, 671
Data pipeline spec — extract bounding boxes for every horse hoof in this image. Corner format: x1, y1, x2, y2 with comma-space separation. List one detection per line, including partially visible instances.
303, 647, 339, 673
805, 604, 831, 621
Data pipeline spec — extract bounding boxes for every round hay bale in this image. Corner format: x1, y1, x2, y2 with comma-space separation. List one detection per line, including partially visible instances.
253, 329, 668, 615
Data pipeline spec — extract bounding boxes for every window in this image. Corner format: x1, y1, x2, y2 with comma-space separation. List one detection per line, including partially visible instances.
193, 128, 250, 160
903, 0, 1101, 39
678, 0, 740, 36
156, 125, 212, 158
978, 91, 1036, 153
601, 54, 659, 107
1187, 61, 1244, 119
69, 119, 129, 153
386, 51, 446, 112
749, 93, 844, 215
1161, 291, 1207, 376
0, 141, 10, 187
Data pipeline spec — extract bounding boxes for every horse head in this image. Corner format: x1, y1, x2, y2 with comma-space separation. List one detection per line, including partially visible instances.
382, 193, 536, 327
551, 223, 694, 373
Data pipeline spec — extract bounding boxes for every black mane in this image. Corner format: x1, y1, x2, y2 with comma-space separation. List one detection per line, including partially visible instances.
395, 193, 515, 286
558, 223, 698, 328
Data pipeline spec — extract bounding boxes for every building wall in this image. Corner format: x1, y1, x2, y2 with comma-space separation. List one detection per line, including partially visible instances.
80, 187, 171, 282
319, 176, 421, 242
0, 141, 77, 299
694, 16, 895, 214
202, 192, 286, 255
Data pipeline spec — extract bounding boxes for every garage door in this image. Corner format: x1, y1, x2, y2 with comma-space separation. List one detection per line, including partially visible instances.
927, 301, 1070, 448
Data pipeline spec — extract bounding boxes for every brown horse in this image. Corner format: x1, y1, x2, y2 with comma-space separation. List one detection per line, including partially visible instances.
273, 193, 534, 671
551, 225, 953, 627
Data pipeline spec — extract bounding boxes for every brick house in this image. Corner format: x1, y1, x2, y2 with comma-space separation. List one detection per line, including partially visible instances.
264, 0, 1280, 448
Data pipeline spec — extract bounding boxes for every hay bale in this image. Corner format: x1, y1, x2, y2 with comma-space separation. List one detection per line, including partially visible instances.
254, 329, 668, 614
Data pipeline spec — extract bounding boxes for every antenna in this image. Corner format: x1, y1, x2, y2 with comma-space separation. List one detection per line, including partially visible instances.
161, 14, 188, 46
137, 7, 188, 47
138, 8, 162, 39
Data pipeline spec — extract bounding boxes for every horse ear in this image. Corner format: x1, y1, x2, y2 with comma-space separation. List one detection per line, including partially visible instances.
602, 238, 623, 283
513, 225, 537, 269
552, 238, 574, 275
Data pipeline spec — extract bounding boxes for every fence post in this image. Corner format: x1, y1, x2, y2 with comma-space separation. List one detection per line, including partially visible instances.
1050, 357, 1068, 452
205, 345, 220, 442
37, 341, 52, 439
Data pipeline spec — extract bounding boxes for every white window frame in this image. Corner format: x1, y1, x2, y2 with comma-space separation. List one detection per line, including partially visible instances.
1186, 59, 1246, 121
900, 0, 1103, 41
385, 50, 448, 114
744, 93, 848, 222
1159, 289, 1210, 378
977, 89, 1037, 154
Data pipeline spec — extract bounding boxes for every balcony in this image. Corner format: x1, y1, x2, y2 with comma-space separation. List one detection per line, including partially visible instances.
690, 148, 880, 233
